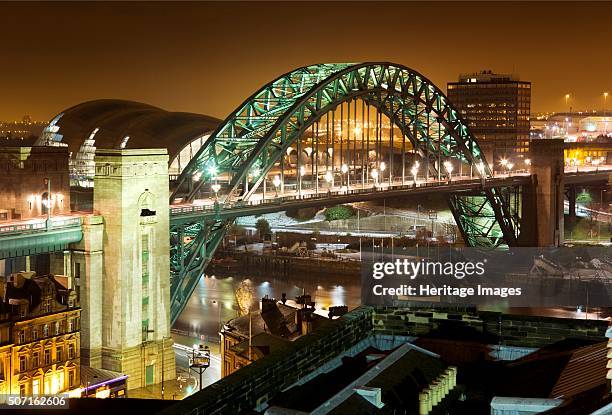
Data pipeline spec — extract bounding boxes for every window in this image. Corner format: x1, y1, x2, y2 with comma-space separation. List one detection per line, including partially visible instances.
54, 322, 60, 335
32, 379, 40, 395
19, 383, 26, 397
69, 371, 75, 387
18, 331, 25, 344
42, 298, 51, 313
68, 344, 75, 359
44, 349, 51, 365
68, 319, 74, 332
43, 324, 49, 337
32, 327, 38, 340
33, 352, 39, 368
56, 346, 63, 362
19, 356, 26, 371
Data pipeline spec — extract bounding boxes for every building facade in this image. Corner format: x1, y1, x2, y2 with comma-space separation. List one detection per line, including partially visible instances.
0, 272, 80, 397
447, 71, 531, 166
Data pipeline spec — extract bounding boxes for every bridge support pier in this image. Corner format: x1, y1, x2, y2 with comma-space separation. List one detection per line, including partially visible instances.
518, 139, 565, 247
91, 149, 175, 389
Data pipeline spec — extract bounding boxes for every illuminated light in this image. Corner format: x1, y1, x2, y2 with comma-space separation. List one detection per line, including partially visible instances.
251, 167, 261, 177
272, 175, 281, 188
324, 171, 333, 183
507, 162, 514, 171
327, 147, 334, 157
379, 162, 386, 172
286, 146, 293, 155
341, 163, 348, 174
193, 172, 202, 182
499, 158, 508, 167
353, 126, 362, 136
371, 169, 379, 180
207, 164, 218, 177
299, 166, 306, 176
120, 136, 130, 149
211, 184, 221, 194
443, 160, 454, 174
304, 147, 313, 157
524, 158, 531, 166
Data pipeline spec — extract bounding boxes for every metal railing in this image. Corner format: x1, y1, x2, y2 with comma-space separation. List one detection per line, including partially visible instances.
0, 216, 82, 236
169, 174, 527, 217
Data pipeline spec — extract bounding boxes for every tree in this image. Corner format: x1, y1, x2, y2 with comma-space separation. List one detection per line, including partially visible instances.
235, 280, 254, 316
255, 218, 271, 239
324, 205, 355, 221
576, 190, 592, 204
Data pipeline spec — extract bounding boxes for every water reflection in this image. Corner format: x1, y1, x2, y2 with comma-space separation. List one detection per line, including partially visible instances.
174, 272, 361, 340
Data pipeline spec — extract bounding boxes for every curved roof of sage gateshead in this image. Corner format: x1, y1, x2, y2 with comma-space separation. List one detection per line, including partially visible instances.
37, 99, 221, 160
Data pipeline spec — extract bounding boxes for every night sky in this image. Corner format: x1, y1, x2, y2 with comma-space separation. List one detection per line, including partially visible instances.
1, 1, 611, 121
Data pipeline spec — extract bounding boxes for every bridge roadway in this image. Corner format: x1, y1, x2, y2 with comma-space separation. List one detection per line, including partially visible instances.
0, 166, 609, 260
169, 167, 611, 224
169, 173, 531, 225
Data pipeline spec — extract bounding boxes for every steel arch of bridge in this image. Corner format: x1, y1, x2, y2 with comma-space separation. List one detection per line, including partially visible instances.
169, 62, 520, 323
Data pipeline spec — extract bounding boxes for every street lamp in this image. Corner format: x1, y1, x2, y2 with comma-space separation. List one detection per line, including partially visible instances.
379, 162, 386, 185
507, 162, 514, 176
604, 92, 609, 133
410, 161, 419, 186
443, 161, 453, 182
341, 163, 348, 188
299, 165, 306, 196
272, 175, 281, 196
371, 169, 379, 187
324, 170, 333, 191
189, 344, 210, 391
211, 184, 221, 200
524, 158, 531, 171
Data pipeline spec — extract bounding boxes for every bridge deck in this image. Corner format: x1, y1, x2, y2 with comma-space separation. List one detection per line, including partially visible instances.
0, 216, 84, 259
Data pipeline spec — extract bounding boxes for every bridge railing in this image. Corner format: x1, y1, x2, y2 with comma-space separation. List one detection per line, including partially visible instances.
169, 175, 514, 217
0, 216, 82, 236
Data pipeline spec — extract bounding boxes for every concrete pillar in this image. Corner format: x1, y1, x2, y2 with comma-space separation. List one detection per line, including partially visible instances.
93, 149, 175, 389
69, 215, 104, 367
520, 139, 565, 246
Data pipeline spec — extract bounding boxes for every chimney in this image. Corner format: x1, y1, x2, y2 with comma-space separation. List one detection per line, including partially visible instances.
261, 296, 277, 314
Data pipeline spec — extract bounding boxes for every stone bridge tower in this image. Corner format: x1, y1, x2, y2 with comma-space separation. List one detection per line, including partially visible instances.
92, 148, 175, 389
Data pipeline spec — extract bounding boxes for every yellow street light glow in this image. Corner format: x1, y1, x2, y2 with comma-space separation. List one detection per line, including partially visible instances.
299, 166, 306, 176
341, 163, 348, 174
324, 171, 333, 183
379, 162, 386, 172
371, 169, 379, 180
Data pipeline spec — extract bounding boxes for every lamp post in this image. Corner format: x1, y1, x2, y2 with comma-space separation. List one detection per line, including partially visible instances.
211, 184, 221, 201
443, 161, 453, 183
371, 169, 379, 188
324, 170, 333, 192
189, 344, 210, 392
411, 162, 419, 187
273, 175, 281, 197
379, 162, 386, 186
524, 158, 531, 173
341, 163, 349, 189
299, 166, 306, 196
604, 92, 609, 134
43, 177, 51, 230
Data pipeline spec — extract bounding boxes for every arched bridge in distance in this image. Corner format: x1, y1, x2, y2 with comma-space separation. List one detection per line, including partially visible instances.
168, 62, 526, 324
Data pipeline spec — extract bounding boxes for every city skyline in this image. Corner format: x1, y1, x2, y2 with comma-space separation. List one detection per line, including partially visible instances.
0, 1, 611, 121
